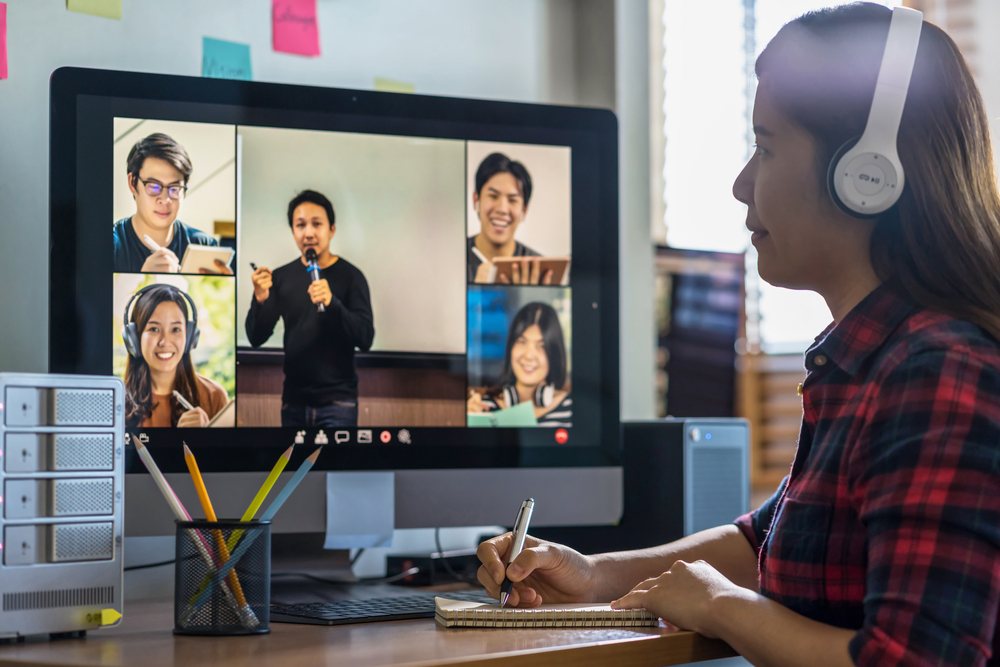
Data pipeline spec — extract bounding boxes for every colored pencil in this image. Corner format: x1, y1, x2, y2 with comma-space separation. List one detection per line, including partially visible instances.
183, 444, 249, 610
187, 445, 295, 605
189, 448, 322, 612
133, 440, 255, 627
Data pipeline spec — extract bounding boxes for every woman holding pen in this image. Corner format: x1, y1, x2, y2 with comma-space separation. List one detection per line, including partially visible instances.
479, 5, 1000, 667
123, 283, 228, 427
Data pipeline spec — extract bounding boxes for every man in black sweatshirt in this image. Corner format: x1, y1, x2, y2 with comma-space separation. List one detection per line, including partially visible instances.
246, 190, 374, 428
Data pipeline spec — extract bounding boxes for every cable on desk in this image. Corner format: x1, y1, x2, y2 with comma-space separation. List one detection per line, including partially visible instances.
124, 559, 176, 571
434, 527, 479, 584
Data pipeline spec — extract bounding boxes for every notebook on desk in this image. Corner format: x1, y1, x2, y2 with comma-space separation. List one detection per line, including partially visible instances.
434, 597, 660, 628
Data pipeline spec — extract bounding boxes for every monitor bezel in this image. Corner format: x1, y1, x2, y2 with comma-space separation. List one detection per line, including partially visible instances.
49, 67, 620, 473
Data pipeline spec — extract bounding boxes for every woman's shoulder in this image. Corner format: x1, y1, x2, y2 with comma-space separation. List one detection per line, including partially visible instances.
194, 374, 230, 417
886, 307, 1000, 367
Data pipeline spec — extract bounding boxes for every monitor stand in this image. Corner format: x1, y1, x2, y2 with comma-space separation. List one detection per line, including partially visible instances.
270, 533, 416, 605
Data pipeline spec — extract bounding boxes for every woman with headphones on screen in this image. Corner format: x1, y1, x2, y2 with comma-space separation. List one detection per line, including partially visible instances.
123, 284, 229, 428
477, 5, 1000, 666
467, 302, 572, 426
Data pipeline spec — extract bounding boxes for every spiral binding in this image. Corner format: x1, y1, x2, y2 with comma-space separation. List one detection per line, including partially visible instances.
452, 605, 656, 628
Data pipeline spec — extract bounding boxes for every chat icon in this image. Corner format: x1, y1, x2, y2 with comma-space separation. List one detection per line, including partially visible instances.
334, 431, 350, 444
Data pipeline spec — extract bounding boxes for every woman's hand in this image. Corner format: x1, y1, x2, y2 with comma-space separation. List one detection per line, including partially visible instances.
477, 533, 599, 607
610, 559, 737, 638
177, 407, 209, 428
467, 391, 485, 413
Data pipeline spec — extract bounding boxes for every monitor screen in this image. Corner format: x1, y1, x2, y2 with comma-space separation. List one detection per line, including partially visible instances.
50, 68, 619, 475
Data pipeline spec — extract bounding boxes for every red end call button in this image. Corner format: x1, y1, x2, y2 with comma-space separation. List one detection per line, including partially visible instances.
380, 430, 392, 443
554, 429, 569, 444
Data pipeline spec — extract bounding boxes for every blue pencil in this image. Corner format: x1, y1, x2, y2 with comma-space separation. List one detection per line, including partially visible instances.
185, 448, 322, 615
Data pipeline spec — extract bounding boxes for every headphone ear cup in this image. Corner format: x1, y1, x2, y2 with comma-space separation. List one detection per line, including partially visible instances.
534, 384, 555, 408
503, 385, 518, 410
827, 136, 862, 217
122, 323, 140, 358
187, 320, 200, 353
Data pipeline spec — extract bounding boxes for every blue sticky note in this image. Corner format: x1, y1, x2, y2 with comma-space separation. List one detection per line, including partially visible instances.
202, 37, 252, 81
324, 472, 394, 549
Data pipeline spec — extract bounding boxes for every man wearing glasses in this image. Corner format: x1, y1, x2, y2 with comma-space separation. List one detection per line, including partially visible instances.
113, 133, 232, 274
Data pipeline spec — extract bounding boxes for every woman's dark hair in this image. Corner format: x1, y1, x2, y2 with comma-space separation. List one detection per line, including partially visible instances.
475, 153, 533, 206
124, 284, 201, 427
494, 302, 567, 392
126, 133, 193, 187
757, 2, 1000, 339
287, 189, 336, 228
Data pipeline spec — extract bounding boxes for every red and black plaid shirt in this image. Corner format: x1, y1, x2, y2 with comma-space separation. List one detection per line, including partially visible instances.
735, 282, 1000, 667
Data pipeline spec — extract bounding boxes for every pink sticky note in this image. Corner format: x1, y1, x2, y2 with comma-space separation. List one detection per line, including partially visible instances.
0, 3, 7, 80
272, 0, 320, 57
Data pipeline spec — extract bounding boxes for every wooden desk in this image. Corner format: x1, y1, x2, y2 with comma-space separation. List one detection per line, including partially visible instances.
0, 599, 737, 667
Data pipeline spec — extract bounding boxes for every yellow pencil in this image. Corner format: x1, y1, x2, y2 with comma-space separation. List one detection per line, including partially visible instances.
226, 445, 294, 550
183, 444, 249, 611
188, 445, 295, 605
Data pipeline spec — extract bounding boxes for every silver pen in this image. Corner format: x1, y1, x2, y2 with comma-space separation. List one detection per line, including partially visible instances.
172, 390, 195, 412
500, 498, 535, 607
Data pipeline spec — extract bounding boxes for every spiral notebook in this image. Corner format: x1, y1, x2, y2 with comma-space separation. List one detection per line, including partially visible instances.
434, 597, 660, 628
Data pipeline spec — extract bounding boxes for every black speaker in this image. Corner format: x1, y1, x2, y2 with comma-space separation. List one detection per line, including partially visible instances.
531, 419, 749, 554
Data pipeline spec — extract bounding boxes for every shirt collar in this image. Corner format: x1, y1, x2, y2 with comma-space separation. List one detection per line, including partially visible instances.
806, 282, 919, 376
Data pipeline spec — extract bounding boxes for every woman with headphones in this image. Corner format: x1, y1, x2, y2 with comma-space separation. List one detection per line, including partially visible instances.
467, 302, 572, 426
123, 283, 229, 428
476, 5, 1000, 666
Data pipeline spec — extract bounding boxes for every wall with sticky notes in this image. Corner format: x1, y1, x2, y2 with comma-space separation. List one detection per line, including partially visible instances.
0, 0, 657, 420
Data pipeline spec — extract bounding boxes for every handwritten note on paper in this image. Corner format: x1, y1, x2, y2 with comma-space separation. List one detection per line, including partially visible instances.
66, 0, 122, 20
0, 3, 7, 80
272, 0, 320, 57
374, 78, 415, 94
203, 37, 252, 81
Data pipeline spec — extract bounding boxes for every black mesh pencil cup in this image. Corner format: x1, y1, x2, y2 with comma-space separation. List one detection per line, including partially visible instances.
173, 519, 271, 635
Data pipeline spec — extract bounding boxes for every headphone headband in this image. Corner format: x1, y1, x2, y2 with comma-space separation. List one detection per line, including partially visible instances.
828, 7, 923, 217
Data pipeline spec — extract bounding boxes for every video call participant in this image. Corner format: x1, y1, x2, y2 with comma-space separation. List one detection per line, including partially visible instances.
467, 302, 571, 426
246, 190, 375, 428
113, 133, 232, 275
123, 284, 229, 428
468, 153, 554, 285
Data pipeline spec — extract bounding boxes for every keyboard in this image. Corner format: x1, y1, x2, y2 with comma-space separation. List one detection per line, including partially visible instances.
270, 589, 496, 626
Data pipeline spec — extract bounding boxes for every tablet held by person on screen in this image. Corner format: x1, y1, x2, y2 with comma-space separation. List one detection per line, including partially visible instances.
113, 133, 233, 275
245, 190, 374, 429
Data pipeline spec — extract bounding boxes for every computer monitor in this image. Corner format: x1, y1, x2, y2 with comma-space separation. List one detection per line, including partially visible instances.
49, 67, 622, 536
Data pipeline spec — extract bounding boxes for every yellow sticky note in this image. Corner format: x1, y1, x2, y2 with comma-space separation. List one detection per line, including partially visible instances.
67, 0, 122, 20
374, 77, 415, 94
101, 608, 122, 626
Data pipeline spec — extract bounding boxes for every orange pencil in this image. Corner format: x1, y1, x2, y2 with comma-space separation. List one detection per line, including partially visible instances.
183, 443, 249, 611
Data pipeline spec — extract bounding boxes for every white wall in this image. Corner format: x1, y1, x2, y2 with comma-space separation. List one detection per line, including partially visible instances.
236, 126, 466, 353
0, 0, 577, 373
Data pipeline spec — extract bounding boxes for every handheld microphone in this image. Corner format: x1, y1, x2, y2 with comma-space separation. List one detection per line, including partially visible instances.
305, 248, 326, 313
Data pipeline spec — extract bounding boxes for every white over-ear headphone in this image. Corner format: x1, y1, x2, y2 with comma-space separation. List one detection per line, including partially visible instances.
827, 7, 922, 218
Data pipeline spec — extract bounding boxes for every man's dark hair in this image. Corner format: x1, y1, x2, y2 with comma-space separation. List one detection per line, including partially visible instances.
287, 190, 336, 228
474, 153, 533, 206
126, 133, 193, 187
